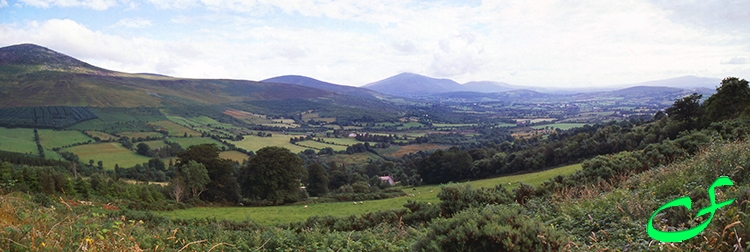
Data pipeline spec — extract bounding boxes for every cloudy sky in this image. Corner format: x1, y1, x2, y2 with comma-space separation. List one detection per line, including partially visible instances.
1, 0, 749, 88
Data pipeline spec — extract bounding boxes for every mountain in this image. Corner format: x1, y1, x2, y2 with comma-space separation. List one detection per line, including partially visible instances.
622, 76, 721, 89
261, 75, 379, 98
363, 72, 464, 96
461, 81, 517, 93
607, 86, 685, 97
0, 43, 397, 119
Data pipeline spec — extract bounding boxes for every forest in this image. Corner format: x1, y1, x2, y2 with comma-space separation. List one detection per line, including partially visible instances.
1, 77, 750, 251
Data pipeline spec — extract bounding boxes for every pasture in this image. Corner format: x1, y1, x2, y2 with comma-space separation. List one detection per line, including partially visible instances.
295, 140, 348, 151
219, 151, 251, 162
230, 134, 308, 153
37, 129, 93, 149
85, 131, 116, 141
159, 163, 582, 225
0, 127, 36, 154
171, 137, 224, 148
62, 143, 151, 169
117, 131, 163, 139
530, 123, 587, 130
149, 120, 201, 137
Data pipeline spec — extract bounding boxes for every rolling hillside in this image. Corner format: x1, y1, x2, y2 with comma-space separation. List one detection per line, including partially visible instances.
261, 75, 380, 98
363, 72, 465, 96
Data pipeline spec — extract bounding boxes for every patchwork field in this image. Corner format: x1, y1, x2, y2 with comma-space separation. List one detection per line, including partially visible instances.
85, 131, 116, 141
37, 129, 93, 149
149, 120, 201, 137
219, 151, 251, 162
295, 140, 348, 151
62, 142, 151, 169
530, 123, 587, 130
159, 163, 582, 225
0, 127, 36, 154
170, 137, 224, 148
380, 143, 450, 158
117, 131, 163, 139
230, 134, 308, 153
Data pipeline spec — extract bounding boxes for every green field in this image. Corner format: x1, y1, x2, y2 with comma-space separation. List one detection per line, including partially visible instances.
62, 143, 152, 169
171, 137, 224, 148
149, 120, 201, 137
159, 163, 582, 225
230, 134, 308, 153
295, 140, 348, 151
85, 131, 116, 141
37, 129, 93, 149
531, 123, 587, 130
117, 131, 163, 139
0, 127, 36, 154
322, 137, 362, 146
219, 151, 251, 162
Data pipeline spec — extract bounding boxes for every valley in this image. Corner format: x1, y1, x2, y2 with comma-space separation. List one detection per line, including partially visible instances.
1, 43, 749, 251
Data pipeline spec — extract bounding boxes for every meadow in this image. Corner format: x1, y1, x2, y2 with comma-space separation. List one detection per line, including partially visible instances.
230, 134, 308, 153
159, 163, 582, 225
530, 123, 586, 130
85, 131, 116, 141
0, 127, 36, 154
219, 150, 251, 162
62, 142, 151, 169
295, 140, 348, 151
149, 120, 201, 137
37, 129, 93, 149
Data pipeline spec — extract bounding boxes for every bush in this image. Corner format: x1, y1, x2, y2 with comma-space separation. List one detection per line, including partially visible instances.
413, 205, 569, 251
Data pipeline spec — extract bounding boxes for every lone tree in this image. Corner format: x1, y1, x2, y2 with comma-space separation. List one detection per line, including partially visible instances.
180, 160, 210, 199
306, 163, 329, 197
239, 146, 307, 204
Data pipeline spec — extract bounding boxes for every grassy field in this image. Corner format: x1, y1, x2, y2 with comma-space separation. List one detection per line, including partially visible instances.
149, 120, 201, 137
37, 129, 93, 149
85, 131, 116, 141
379, 144, 449, 158
171, 137, 224, 148
230, 134, 308, 153
322, 137, 361, 146
531, 123, 587, 130
0, 127, 36, 154
117, 131, 163, 139
295, 141, 348, 151
219, 151, 251, 162
62, 143, 151, 169
159, 163, 582, 225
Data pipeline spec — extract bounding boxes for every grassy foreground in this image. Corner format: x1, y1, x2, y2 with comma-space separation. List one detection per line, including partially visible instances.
158, 163, 581, 225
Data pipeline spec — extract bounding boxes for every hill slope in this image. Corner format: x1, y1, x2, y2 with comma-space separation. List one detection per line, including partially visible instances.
363, 72, 464, 96
0, 44, 389, 111
261, 75, 379, 98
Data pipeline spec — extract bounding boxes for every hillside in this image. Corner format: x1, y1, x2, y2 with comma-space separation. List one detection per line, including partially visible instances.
261, 75, 380, 98
363, 72, 464, 96
461, 81, 517, 93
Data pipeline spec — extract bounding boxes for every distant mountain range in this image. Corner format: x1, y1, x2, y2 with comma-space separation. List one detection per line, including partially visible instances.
355, 72, 721, 98
260, 75, 381, 98
0, 43, 725, 109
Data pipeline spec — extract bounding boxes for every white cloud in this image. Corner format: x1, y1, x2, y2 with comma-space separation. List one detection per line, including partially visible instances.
0, 0, 8, 8
18, 0, 119, 10
722, 57, 748, 65
110, 18, 152, 28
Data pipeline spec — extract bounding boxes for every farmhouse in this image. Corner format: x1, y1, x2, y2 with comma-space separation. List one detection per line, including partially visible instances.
379, 175, 395, 185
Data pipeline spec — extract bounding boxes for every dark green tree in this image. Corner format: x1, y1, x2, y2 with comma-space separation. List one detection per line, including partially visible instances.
418, 147, 474, 184
306, 163, 329, 197
666, 93, 703, 130
239, 146, 307, 204
177, 144, 240, 203
136, 143, 151, 156
702, 77, 750, 124
180, 160, 209, 199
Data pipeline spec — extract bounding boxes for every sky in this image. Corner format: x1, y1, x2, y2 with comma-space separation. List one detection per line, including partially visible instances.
1, 0, 749, 88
